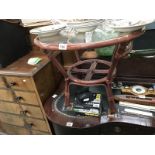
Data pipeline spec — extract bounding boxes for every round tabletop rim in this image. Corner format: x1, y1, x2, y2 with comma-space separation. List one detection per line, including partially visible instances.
34, 30, 144, 51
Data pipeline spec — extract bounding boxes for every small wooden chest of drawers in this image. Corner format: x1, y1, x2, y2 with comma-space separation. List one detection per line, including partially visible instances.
0, 51, 62, 135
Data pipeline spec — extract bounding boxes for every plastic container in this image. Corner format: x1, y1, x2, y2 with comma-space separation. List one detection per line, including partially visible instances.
92, 28, 118, 57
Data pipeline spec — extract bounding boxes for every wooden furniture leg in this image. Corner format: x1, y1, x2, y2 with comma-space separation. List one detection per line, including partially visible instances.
105, 82, 115, 114
64, 78, 71, 108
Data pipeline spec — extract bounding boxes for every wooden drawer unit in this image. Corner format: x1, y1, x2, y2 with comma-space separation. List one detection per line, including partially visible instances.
0, 51, 63, 134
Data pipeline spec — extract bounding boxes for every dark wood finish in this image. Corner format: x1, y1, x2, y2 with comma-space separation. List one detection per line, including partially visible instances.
0, 51, 50, 76
117, 57, 155, 79
114, 95, 155, 106
62, 51, 77, 70
114, 77, 155, 84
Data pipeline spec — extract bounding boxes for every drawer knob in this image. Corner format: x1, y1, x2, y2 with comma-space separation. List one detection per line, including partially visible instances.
9, 82, 17, 87
21, 110, 31, 117
25, 123, 34, 129
16, 96, 23, 102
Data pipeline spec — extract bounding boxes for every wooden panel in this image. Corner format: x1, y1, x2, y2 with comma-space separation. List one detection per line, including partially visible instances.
14, 91, 39, 106
0, 89, 14, 102
0, 123, 29, 135
25, 118, 49, 132
0, 113, 24, 126
5, 76, 34, 91
0, 77, 6, 88
34, 62, 55, 103
0, 101, 44, 119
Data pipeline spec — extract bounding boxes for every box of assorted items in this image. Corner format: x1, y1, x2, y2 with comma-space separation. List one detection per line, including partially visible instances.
113, 80, 155, 117
114, 47, 155, 117
114, 41, 155, 116
72, 92, 102, 116
73, 92, 103, 117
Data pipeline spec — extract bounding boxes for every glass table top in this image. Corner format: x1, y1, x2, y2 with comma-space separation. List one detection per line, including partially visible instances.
37, 26, 142, 44
34, 21, 145, 52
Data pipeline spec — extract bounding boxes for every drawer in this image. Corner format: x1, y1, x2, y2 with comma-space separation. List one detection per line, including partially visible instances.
0, 101, 44, 119
0, 123, 49, 135
0, 113, 49, 132
5, 76, 34, 91
0, 89, 14, 102
0, 101, 20, 114
0, 123, 29, 135
25, 117, 49, 132
0, 112, 24, 126
21, 105, 44, 119
0, 89, 39, 105
31, 130, 50, 135
14, 91, 39, 106
0, 76, 6, 88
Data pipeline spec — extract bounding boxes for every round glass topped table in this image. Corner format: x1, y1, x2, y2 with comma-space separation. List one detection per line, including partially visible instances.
34, 29, 144, 115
